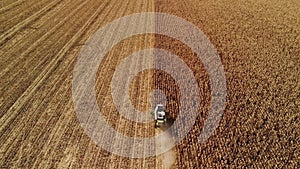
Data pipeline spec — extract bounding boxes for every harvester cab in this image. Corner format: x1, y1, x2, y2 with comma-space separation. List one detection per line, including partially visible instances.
152, 104, 167, 128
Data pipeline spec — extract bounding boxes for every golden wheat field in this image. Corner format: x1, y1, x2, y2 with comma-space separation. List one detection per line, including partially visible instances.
0, 0, 299, 168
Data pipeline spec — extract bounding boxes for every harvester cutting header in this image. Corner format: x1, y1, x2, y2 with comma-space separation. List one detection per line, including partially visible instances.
151, 104, 168, 128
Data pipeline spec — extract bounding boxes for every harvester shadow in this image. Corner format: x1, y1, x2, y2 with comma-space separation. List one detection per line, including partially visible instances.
158, 116, 176, 132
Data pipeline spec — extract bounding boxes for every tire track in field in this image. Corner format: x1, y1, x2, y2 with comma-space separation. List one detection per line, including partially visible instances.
0, 0, 25, 13
0, 0, 19, 8
0, 0, 102, 138
1, 0, 157, 168
0, 0, 87, 115
0, 0, 139, 167
11, 57, 75, 168
0, 0, 85, 141
0, 0, 112, 166
0, 0, 48, 29
0, 42, 76, 167
0, 0, 83, 70
0, 0, 62, 46
0, 0, 93, 155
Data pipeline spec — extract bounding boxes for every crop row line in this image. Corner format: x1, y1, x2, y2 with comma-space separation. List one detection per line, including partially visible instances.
0, 0, 93, 138
0, 0, 86, 78
0, 0, 91, 159
0, 0, 25, 14
0, 0, 62, 46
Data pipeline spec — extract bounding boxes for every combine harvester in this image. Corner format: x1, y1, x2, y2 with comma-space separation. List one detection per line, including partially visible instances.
152, 104, 168, 128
